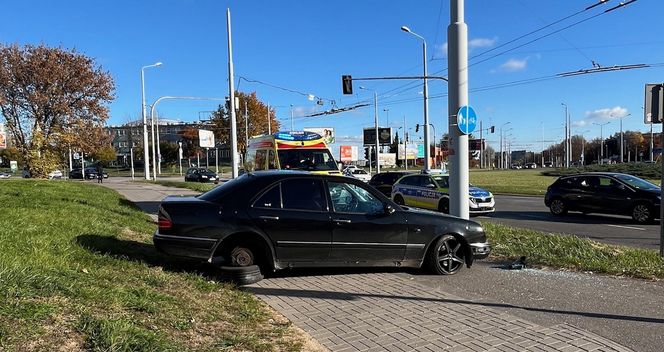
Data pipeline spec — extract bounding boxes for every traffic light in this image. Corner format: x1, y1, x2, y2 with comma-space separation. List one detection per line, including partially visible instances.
364, 147, 369, 160
342, 75, 353, 95
415, 124, 420, 132
490, 126, 495, 133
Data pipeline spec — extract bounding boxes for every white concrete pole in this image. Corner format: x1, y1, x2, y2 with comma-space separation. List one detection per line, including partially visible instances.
448, 0, 469, 219
226, 8, 239, 178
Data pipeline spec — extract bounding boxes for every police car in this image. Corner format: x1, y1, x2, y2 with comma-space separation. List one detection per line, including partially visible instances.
391, 172, 495, 215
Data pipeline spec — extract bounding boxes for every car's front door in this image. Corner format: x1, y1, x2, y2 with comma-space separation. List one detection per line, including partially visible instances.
327, 180, 408, 262
590, 176, 632, 214
248, 178, 332, 262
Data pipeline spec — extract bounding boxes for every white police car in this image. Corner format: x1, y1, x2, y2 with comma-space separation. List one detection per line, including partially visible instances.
391, 172, 495, 215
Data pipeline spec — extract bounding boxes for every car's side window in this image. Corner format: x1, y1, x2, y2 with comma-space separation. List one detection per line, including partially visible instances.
328, 181, 383, 214
281, 179, 326, 211
253, 184, 282, 208
399, 176, 416, 186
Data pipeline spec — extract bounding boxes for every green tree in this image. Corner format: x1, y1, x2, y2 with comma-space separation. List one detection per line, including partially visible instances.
0, 44, 115, 177
92, 145, 117, 165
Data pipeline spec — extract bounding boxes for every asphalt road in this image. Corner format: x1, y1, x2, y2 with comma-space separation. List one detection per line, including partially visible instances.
477, 195, 662, 250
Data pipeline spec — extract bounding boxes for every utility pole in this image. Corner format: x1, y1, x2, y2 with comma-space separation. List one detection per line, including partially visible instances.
244, 100, 249, 155
594, 122, 610, 164
479, 120, 483, 169
267, 102, 271, 134
448, 0, 469, 219
226, 8, 239, 178
403, 115, 408, 170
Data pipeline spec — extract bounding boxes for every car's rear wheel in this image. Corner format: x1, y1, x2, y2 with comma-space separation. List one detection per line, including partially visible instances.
438, 198, 450, 214
393, 195, 405, 205
230, 246, 255, 267
549, 198, 567, 216
427, 235, 464, 275
632, 203, 653, 224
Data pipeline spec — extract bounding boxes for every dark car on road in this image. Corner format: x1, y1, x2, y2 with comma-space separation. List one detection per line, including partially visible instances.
368, 171, 416, 197
154, 171, 490, 276
184, 168, 219, 183
69, 167, 108, 180
544, 172, 660, 224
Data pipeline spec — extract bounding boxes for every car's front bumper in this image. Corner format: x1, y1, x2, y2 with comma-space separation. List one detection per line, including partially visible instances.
470, 242, 491, 259
469, 199, 495, 214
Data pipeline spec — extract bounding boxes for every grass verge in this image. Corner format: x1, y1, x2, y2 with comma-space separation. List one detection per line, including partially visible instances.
469, 169, 557, 196
0, 179, 306, 351
483, 221, 664, 279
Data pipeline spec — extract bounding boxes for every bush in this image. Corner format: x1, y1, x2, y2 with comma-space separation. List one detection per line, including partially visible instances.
540, 163, 661, 180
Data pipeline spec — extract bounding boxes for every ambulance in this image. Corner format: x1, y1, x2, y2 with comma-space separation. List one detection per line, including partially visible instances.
244, 131, 341, 175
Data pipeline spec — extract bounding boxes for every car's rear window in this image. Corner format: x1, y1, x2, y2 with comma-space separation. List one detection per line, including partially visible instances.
198, 174, 251, 201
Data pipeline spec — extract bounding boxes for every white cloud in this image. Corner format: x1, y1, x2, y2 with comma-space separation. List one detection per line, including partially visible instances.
469, 37, 497, 50
571, 120, 587, 128
498, 58, 528, 72
433, 37, 496, 59
585, 106, 629, 120
434, 43, 448, 59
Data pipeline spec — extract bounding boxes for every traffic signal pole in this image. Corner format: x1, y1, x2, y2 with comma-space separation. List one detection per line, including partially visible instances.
447, 0, 470, 219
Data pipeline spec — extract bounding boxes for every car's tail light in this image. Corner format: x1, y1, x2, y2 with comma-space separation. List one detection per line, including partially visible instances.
157, 207, 172, 230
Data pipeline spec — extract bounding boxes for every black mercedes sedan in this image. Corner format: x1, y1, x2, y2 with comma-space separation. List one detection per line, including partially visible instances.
154, 171, 490, 275
184, 167, 219, 183
544, 172, 661, 224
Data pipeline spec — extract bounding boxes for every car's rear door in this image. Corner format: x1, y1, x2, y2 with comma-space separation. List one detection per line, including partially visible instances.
326, 180, 408, 262
248, 178, 332, 262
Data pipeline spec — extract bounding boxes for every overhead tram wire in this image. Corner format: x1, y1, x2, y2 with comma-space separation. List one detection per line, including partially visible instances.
377, 0, 633, 101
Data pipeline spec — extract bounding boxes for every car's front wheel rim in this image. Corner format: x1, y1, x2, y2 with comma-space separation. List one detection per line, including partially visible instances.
633, 205, 650, 223
551, 200, 564, 214
437, 238, 464, 274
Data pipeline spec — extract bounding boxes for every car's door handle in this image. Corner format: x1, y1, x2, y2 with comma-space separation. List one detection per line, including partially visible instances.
333, 219, 352, 224
259, 215, 279, 221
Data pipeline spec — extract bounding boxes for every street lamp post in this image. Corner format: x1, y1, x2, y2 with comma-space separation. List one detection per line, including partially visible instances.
360, 86, 380, 174
618, 113, 631, 163
499, 122, 511, 169
401, 25, 430, 170
593, 122, 610, 164
561, 103, 569, 168
576, 129, 590, 165
141, 61, 162, 180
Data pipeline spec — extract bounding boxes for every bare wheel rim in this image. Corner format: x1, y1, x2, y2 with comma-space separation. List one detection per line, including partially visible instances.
551, 199, 564, 214
231, 247, 254, 267
633, 205, 650, 222
436, 238, 464, 274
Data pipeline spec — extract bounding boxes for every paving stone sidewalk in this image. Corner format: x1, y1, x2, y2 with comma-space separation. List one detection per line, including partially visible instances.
247, 273, 632, 352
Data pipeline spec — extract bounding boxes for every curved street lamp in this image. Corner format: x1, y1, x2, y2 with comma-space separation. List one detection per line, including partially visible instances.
141, 61, 162, 180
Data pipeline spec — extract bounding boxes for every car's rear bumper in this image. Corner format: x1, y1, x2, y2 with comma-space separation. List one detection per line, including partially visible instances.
153, 232, 217, 259
470, 242, 491, 259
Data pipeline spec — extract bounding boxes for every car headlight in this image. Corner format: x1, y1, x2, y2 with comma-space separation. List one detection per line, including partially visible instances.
201, 175, 208, 178
468, 197, 477, 205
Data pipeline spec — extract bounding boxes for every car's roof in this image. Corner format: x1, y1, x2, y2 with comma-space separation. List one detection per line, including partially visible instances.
559, 172, 637, 178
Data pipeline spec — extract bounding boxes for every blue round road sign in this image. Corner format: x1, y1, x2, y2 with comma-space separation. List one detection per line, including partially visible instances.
457, 105, 477, 134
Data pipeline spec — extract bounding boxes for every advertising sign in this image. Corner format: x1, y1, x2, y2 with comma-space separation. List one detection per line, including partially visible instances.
198, 129, 215, 148
417, 143, 425, 158
378, 153, 396, 167
10, 160, 18, 172
398, 144, 419, 160
304, 127, 335, 144
469, 139, 484, 151
340, 145, 353, 162
363, 127, 392, 146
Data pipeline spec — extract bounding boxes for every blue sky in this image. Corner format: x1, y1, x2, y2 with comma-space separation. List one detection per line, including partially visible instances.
2, 0, 663, 155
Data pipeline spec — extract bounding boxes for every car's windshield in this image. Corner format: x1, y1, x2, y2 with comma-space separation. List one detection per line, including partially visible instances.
614, 174, 659, 190
278, 149, 337, 171
352, 169, 367, 175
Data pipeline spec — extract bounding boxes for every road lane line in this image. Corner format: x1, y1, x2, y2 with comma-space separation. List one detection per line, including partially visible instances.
606, 224, 646, 231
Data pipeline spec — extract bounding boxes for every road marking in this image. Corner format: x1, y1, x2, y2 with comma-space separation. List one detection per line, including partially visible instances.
606, 224, 646, 231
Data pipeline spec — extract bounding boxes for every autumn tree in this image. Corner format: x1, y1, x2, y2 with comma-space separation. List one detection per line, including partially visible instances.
210, 91, 280, 154
0, 44, 115, 177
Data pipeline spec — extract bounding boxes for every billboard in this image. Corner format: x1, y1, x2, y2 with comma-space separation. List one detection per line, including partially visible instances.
340, 145, 352, 162
469, 139, 484, 151
198, 129, 215, 148
363, 127, 392, 146
398, 144, 419, 160
304, 127, 335, 144
378, 153, 396, 167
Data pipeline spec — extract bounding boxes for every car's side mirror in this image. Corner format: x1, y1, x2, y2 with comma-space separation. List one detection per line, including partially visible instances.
426, 183, 436, 189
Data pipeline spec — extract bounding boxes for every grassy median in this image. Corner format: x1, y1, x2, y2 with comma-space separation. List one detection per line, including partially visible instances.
483, 221, 664, 279
0, 179, 306, 351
